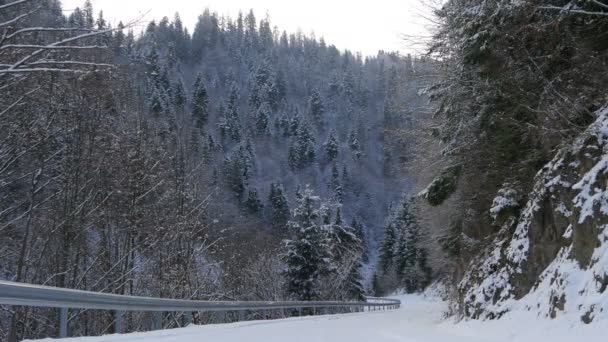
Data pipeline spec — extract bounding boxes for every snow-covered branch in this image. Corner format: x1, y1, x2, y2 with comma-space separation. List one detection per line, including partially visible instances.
539, 0, 608, 17
27, 60, 113, 68
0, 0, 33, 11
0, 44, 107, 51
0, 7, 39, 28
590, 0, 608, 10
0, 67, 90, 74
4, 27, 95, 41
0, 4, 145, 75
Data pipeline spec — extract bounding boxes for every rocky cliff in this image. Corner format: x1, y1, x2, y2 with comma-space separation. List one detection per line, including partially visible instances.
460, 106, 608, 323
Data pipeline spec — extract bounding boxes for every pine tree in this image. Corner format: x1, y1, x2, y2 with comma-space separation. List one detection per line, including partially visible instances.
223, 145, 253, 200
288, 123, 316, 170
309, 90, 325, 125
352, 218, 369, 263
244, 9, 258, 50
249, 59, 279, 110
174, 80, 186, 110
378, 222, 397, 273
220, 87, 242, 142
284, 186, 331, 301
393, 198, 429, 293
269, 183, 290, 231
259, 17, 274, 51
329, 208, 356, 260
329, 163, 343, 203
325, 130, 339, 161
189, 129, 200, 157
348, 131, 363, 159
255, 105, 270, 135
192, 73, 209, 130
345, 262, 365, 301
289, 114, 300, 136
68, 7, 85, 28
83, 0, 95, 29
342, 165, 350, 191
150, 89, 164, 117
245, 188, 264, 213
328, 208, 365, 301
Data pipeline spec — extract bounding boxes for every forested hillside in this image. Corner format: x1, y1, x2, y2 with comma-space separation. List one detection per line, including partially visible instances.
0, 0, 433, 340
4, 0, 607, 340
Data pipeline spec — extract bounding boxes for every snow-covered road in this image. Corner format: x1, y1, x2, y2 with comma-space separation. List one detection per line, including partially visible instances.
34, 294, 604, 342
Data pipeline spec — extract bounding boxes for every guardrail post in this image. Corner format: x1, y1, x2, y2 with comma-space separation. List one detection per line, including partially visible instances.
114, 310, 122, 334
184, 312, 192, 326
239, 310, 245, 322
59, 307, 68, 338
153, 312, 162, 330
215, 311, 225, 323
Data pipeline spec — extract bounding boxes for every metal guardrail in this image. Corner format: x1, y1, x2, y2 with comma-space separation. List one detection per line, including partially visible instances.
0, 280, 401, 339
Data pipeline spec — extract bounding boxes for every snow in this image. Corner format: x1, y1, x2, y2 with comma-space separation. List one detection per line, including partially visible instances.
489, 187, 519, 220
33, 293, 605, 342
573, 153, 608, 223
460, 105, 608, 320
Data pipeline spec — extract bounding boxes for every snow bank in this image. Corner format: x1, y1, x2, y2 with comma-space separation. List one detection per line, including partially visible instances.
34, 293, 604, 342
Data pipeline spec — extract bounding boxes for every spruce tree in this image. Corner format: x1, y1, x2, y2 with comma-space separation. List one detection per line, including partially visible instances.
309, 90, 325, 126
325, 130, 339, 161
329, 163, 343, 203
284, 187, 331, 301
245, 188, 264, 213
150, 89, 164, 117
192, 73, 209, 130
269, 183, 290, 231
378, 222, 397, 273
174, 80, 186, 110
223, 145, 253, 200
255, 105, 270, 135
220, 87, 242, 142
352, 218, 369, 263
348, 131, 363, 159
288, 123, 316, 170
393, 198, 429, 293
329, 208, 365, 301
289, 115, 300, 136
345, 262, 365, 301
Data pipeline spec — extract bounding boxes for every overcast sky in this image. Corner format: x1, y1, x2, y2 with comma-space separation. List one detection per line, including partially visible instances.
61, 0, 433, 56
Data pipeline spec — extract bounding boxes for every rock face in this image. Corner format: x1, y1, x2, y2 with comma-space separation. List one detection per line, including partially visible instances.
460, 106, 608, 322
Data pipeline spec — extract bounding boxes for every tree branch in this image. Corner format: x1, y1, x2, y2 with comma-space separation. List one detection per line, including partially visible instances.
26, 60, 114, 68
0, 44, 107, 51
4, 27, 96, 41
590, 0, 608, 10
0, 0, 33, 11
0, 7, 39, 28
0, 68, 89, 74
539, 5, 608, 16
6, 15, 144, 71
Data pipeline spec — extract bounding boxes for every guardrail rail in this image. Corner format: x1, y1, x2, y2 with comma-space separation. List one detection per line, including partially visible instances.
0, 280, 401, 339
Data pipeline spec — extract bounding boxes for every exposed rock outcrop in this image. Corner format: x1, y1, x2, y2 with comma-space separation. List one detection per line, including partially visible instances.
460, 106, 608, 323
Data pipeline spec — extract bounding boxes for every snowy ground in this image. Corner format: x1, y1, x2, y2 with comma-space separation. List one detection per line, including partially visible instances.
32, 294, 605, 342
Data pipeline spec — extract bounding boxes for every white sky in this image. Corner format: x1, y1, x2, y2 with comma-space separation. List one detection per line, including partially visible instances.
60, 0, 433, 56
